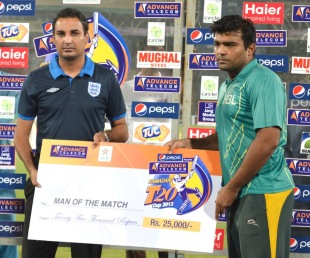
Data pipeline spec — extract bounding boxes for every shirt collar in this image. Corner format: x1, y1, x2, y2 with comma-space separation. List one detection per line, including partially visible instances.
225, 59, 258, 85
49, 54, 94, 79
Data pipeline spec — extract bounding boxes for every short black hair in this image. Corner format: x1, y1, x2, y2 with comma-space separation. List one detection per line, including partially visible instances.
52, 8, 89, 35
210, 15, 256, 49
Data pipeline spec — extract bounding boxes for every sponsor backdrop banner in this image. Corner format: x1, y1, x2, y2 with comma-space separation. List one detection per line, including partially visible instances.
29, 140, 222, 253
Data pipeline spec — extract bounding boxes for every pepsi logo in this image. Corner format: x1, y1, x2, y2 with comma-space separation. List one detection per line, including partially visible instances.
294, 187, 301, 199
190, 30, 203, 43
293, 85, 306, 98
290, 238, 298, 251
0, 2, 5, 14
158, 154, 166, 160
44, 23, 53, 34
134, 103, 147, 116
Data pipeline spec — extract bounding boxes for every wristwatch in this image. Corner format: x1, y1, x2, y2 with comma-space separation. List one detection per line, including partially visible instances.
102, 131, 110, 142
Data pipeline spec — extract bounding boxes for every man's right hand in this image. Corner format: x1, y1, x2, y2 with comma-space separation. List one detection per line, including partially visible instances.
164, 138, 192, 153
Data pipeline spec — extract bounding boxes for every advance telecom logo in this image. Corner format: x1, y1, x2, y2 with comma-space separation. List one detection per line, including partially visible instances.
50, 145, 88, 158
292, 5, 310, 22
134, 2, 181, 18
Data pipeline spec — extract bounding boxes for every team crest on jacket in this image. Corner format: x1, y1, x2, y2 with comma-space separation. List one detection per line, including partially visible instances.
88, 82, 101, 97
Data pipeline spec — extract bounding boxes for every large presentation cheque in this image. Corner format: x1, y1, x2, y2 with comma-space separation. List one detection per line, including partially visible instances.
29, 139, 222, 253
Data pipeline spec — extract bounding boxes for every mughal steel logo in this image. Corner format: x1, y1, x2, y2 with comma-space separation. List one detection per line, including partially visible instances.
291, 57, 310, 74
289, 83, 310, 100
189, 53, 219, 70
134, 2, 181, 18
186, 28, 214, 45
287, 158, 310, 176
133, 76, 181, 93
137, 51, 181, 69
0, 0, 35, 16
132, 101, 179, 119
287, 109, 310, 126
242, 2, 284, 24
292, 5, 310, 22
50, 145, 88, 158
145, 156, 212, 215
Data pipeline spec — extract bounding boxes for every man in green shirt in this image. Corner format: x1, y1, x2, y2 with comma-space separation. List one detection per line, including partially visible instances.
165, 15, 294, 258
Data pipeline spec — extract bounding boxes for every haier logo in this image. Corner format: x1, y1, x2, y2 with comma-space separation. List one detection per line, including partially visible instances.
131, 101, 179, 119
186, 28, 214, 45
256, 55, 288, 72
242, 2, 284, 24
0, 0, 35, 16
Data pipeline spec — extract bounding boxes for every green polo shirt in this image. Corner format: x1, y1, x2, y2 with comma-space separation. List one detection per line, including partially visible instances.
216, 59, 294, 197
